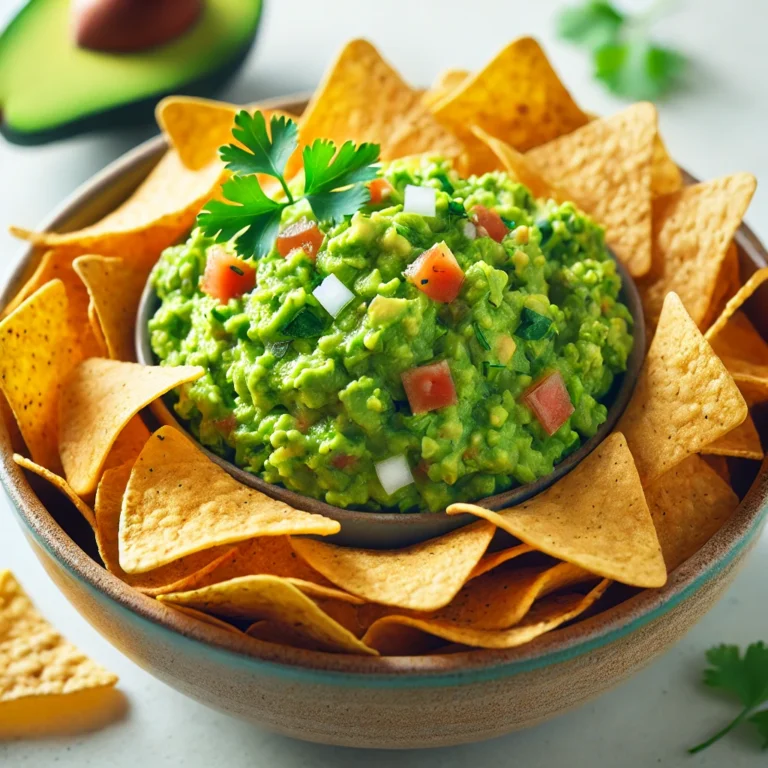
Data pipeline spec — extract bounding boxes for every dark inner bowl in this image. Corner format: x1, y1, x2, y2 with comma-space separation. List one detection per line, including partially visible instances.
136, 248, 646, 548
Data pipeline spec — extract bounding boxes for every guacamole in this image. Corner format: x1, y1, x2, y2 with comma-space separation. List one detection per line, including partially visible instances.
149, 157, 634, 512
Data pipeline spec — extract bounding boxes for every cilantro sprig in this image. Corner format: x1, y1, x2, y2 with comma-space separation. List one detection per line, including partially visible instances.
689, 643, 768, 753
557, 0, 686, 101
197, 111, 381, 258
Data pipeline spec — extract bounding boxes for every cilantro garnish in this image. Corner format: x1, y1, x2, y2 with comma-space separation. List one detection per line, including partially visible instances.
501, 216, 516, 229
473, 323, 491, 351
434, 172, 455, 195
517, 308, 555, 341
448, 200, 468, 218
281, 308, 327, 339
689, 643, 768, 753
210, 306, 229, 324
266, 340, 291, 359
557, 1, 686, 100
197, 110, 380, 258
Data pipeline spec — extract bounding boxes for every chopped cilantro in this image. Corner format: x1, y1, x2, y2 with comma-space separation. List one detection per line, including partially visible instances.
501, 216, 516, 229
448, 200, 468, 218
473, 323, 491, 350
210, 306, 230, 323
229, 264, 244, 276
282, 309, 327, 339
434, 172, 455, 194
517, 308, 554, 341
266, 340, 291, 359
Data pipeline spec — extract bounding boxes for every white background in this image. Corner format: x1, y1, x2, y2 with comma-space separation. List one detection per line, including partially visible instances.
1, 1, 768, 765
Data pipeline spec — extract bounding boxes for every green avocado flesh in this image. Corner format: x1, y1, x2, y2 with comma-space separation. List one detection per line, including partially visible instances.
0, 0, 262, 138
150, 157, 634, 513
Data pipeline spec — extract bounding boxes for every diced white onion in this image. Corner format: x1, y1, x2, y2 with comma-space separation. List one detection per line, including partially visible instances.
462, 221, 477, 240
375, 455, 415, 495
312, 274, 355, 318
403, 184, 436, 218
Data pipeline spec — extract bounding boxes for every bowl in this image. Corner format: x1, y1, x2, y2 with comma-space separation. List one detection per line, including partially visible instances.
2, 94, 767, 749
132, 120, 647, 549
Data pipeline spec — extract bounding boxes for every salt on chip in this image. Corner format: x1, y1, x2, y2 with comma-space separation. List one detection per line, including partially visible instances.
432, 37, 588, 173
94, 462, 239, 596
0, 280, 81, 472
157, 575, 377, 655
449, 433, 666, 588
0, 570, 121, 740
287, 39, 462, 178
640, 174, 756, 329
618, 292, 748, 484
58, 359, 203, 496
10, 149, 224, 260
13, 454, 95, 529
644, 456, 739, 571
702, 413, 763, 461
469, 542, 534, 579
289, 521, 495, 612
119, 426, 340, 574
526, 103, 657, 277
73, 255, 150, 362
362, 580, 610, 654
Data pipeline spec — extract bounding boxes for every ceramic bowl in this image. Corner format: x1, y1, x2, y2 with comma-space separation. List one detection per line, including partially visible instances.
2, 94, 767, 749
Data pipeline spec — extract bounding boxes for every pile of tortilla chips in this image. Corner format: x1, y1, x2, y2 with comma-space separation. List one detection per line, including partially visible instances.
1, 37, 763, 658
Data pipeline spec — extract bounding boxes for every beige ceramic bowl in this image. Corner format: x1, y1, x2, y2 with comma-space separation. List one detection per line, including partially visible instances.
2, 95, 767, 749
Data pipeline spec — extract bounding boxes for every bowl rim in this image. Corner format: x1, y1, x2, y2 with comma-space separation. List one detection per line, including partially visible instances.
1, 95, 767, 685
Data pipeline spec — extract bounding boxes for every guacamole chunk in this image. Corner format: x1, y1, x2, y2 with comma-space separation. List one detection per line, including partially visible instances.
149, 156, 634, 512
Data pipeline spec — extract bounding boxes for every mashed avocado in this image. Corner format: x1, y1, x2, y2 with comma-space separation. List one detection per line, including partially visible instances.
149, 156, 634, 512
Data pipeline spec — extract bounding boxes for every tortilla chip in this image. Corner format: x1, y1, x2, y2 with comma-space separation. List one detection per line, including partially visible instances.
0, 570, 120, 739
702, 455, 731, 485
362, 580, 610, 653
73, 256, 149, 362
618, 292, 748, 484
58, 359, 204, 496
190, 537, 363, 604
87, 302, 109, 357
449, 433, 665, 587
422, 69, 470, 108
651, 135, 682, 197
289, 521, 495, 612
163, 604, 243, 634
702, 412, 763, 460
0, 280, 81, 472
640, 174, 757, 329
705, 267, 768, 343
432, 37, 588, 173
645, 456, 739, 571
101, 415, 151, 474
94, 462, 238, 596
288, 39, 461, 178
119, 426, 339, 574
469, 542, 534, 579
10, 149, 224, 260
13, 454, 95, 528
699, 242, 740, 332
158, 575, 377, 655
526, 103, 657, 277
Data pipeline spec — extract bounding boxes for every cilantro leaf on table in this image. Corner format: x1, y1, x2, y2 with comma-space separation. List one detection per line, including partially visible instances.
689, 642, 768, 753
197, 111, 380, 258
558, 1, 624, 51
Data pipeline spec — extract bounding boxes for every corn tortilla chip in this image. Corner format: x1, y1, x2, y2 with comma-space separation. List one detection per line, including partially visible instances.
705, 267, 768, 343
289, 521, 495, 612
0, 571, 120, 739
288, 39, 462, 178
645, 456, 738, 571
58, 359, 204, 496
422, 69, 470, 108
87, 302, 109, 357
0, 280, 81, 472
94, 462, 239, 596
101, 415, 151, 475
469, 542, 534, 579
362, 580, 610, 653
13, 454, 95, 529
702, 412, 763, 461
526, 103, 657, 277
432, 37, 588, 172
164, 604, 243, 634
702, 455, 731, 485
640, 174, 756, 329
650, 135, 682, 197
73, 256, 149, 362
618, 292, 748, 484
700, 242, 741, 332
11, 150, 224, 260
119, 426, 340, 574
158, 575, 377, 655
706, 309, 768, 394
449, 433, 666, 588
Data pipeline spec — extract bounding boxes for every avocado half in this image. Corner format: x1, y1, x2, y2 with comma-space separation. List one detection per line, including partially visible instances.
0, 0, 263, 145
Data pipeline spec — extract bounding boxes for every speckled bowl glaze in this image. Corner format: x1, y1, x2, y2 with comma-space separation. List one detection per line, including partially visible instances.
2, 95, 767, 749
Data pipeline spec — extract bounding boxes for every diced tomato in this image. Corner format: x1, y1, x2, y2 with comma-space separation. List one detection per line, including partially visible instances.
213, 415, 237, 437
276, 218, 324, 260
401, 360, 458, 414
523, 371, 574, 436
405, 242, 465, 303
332, 454, 357, 470
368, 178, 393, 204
471, 205, 508, 243
201, 247, 256, 304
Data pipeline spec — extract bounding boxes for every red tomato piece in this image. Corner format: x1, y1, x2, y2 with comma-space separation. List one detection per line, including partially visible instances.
523, 371, 574, 436
401, 360, 458, 414
201, 247, 256, 304
332, 454, 357, 470
471, 205, 508, 243
276, 218, 324, 259
368, 178, 393, 204
405, 242, 465, 303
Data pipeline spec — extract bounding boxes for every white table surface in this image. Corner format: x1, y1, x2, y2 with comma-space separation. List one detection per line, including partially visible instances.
1, 1, 767, 765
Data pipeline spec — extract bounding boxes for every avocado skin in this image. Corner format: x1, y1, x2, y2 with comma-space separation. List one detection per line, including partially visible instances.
0, 0, 264, 146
